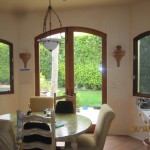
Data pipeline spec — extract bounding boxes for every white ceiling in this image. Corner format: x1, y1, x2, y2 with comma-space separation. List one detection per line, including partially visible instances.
0, 0, 140, 13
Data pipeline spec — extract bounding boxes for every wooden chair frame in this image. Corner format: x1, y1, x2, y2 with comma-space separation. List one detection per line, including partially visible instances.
17, 110, 56, 150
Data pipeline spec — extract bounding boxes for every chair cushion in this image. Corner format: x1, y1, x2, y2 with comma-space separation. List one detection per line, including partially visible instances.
76, 134, 96, 148
55, 101, 74, 113
23, 134, 52, 144
24, 122, 50, 130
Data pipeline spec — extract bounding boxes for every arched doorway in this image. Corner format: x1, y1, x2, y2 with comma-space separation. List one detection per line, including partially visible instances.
34, 27, 107, 122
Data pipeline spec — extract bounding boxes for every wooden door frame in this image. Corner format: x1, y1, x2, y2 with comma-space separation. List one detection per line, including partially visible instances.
34, 26, 107, 104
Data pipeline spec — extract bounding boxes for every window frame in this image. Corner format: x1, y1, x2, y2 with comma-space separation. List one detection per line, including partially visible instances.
133, 31, 150, 97
0, 39, 14, 95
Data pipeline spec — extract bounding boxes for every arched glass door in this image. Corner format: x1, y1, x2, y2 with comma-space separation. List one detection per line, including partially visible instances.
35, 27, 107, 119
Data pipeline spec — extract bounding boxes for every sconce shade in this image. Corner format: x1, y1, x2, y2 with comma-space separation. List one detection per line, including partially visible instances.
19, 52, 31, 69
112, 45, 125, 67
39, 38, 61, 51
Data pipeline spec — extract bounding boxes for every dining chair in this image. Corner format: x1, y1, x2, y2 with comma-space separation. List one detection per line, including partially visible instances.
54, 93, 76, 113
17, 109, 56, 150
0, 119, 16, 150
54, 93, 76, 149
76, 104, 115, 150
30, 96, 54, 112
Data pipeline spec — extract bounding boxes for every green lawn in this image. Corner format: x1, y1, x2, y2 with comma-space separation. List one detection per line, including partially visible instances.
58, 88, 102, 107
76, 89, 102, 107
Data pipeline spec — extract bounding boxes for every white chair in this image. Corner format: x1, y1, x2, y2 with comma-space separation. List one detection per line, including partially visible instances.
17, 109, 56, 150
54, 93, 76, 113
30, 96, 54, 112
0, 119, 16, 150
76, 104, 115, 150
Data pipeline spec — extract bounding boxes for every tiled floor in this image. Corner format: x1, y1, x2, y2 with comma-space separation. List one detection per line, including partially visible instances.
103, 135, 145, 150
71, 135, 146, 150
76, 109, 146, 149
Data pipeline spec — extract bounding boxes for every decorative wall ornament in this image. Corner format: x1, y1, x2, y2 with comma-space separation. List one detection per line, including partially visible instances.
19, 52, 31, 70
112, 45, 125, 67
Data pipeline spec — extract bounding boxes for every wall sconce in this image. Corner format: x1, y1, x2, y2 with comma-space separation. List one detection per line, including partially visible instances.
112, 45, 125, 67
19, 52, 31, 70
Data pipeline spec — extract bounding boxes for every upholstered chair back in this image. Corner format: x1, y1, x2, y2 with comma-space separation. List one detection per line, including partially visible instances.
93, 104, 115, 149
0, 119, 16, 150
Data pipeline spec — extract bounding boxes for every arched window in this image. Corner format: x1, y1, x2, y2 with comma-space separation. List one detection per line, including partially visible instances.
133, 31, 150, 97
0, 39, 14, 94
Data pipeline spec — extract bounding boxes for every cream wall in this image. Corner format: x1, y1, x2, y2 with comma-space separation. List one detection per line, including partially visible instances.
0, 14, 19, 114
129, 0, 150, 140
0, 1, 149, 140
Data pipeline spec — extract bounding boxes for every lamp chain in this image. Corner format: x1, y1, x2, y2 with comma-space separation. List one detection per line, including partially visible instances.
49, 0, 51, 31
43, 0, 62, 33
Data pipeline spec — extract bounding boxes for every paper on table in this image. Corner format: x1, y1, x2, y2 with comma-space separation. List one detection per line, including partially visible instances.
55, 122, 64, 128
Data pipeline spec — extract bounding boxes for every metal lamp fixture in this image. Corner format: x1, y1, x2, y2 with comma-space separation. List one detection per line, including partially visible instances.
39, 0, 62, 51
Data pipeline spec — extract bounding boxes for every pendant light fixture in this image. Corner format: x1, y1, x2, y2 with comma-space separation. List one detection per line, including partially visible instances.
39, 0, 62, 51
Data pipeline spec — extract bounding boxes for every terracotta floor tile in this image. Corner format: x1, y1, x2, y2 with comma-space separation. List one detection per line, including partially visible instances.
73, 135, 145, 150
110, 145, 131, 150
123, 138, 143, 149
135, 145, 146, 150
104, 135, 145, 150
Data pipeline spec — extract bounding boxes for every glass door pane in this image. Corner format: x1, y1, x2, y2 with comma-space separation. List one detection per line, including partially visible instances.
39, 32, 65, 96
74, 32, 102, 123
0, 42, 11, 92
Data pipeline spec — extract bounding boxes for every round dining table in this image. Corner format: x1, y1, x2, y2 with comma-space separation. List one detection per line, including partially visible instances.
55, 114, 92, 140
0, 113, 92, 141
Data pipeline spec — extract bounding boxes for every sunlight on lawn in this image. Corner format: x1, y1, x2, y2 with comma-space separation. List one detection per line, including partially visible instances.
58, 88, 102, 107
76, 90, 102, 107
